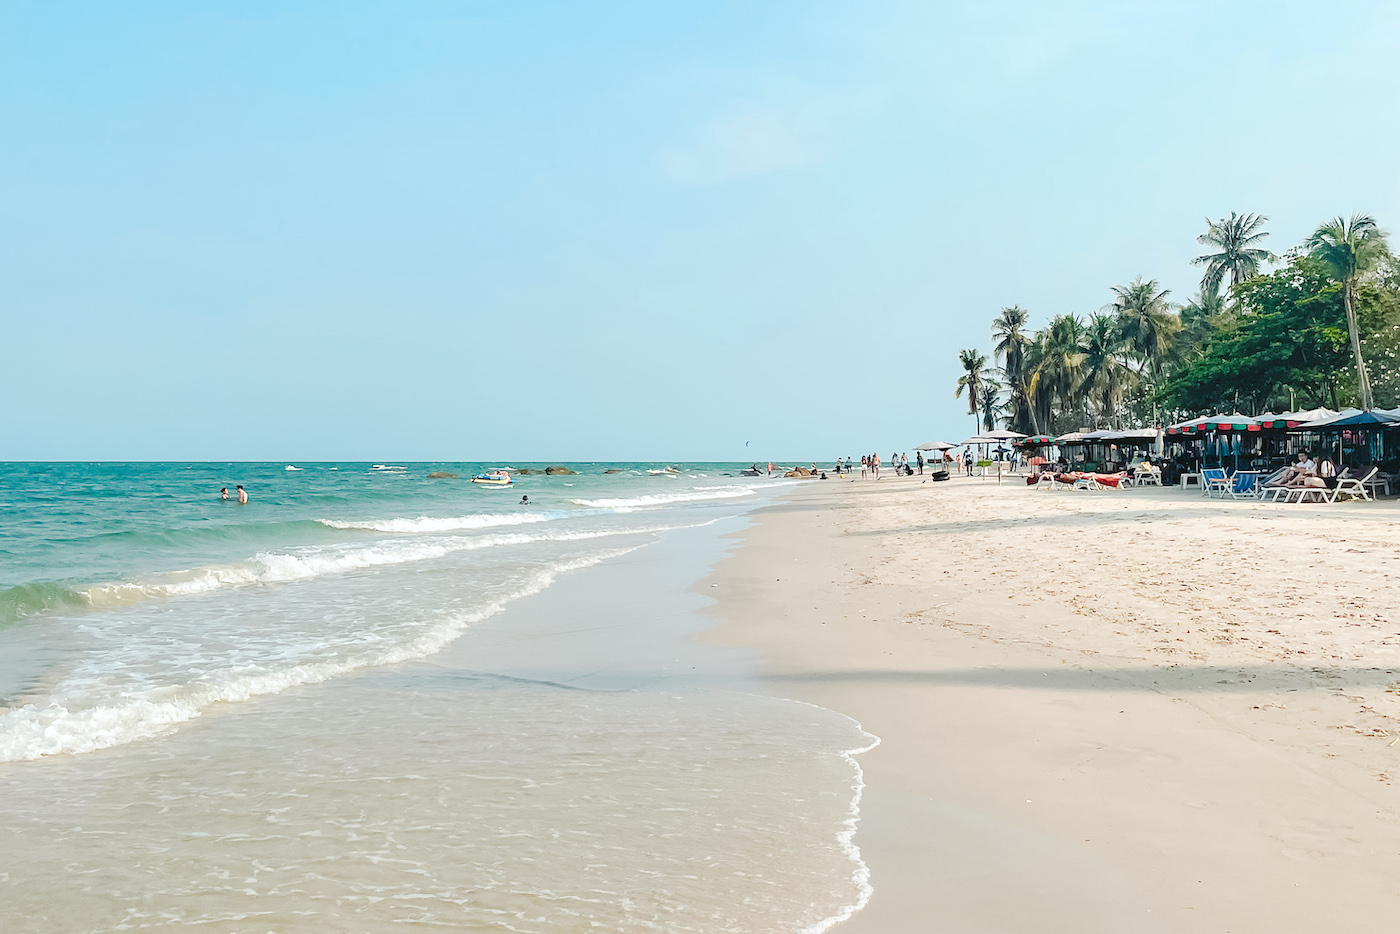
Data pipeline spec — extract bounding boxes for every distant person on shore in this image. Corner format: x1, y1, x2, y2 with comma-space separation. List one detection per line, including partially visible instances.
872, 453, 881, 479
916, 451, 924, 475
236, 485, 247, 504
860, 455, 868, 479
220, 488, 229, 500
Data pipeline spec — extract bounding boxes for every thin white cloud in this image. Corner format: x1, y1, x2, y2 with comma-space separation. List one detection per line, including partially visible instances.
661, 109, 816, 184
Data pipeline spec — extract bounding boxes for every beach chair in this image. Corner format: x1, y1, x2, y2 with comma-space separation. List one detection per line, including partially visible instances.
1330, 466, 1377, 503
1362, 469, 1392, 498
1035, 471, 1057, 491
1223, 471, 1260, 499
1201, 468, 1232, 497
1072, 474, 1104, 491
1132, 465, 1161, 486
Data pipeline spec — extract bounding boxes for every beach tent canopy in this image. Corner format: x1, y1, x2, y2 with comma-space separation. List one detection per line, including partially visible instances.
914, 440, 956, 451
1166, 413, 1258, 434
1257, 407, 1338, 429
1054, 431, 1092, 443
1014, 435, 1055, 446
1297, 408, 1400, 429
1203, 413, 1259, 431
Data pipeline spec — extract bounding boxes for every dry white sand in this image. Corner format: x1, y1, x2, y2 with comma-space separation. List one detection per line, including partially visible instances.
705, 474, 1400, 933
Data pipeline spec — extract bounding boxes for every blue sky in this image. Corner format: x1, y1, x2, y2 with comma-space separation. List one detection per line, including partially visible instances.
3, 1, 1399, 461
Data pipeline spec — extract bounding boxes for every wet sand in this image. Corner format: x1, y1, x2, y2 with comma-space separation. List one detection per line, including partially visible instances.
705, 474, 1400, 933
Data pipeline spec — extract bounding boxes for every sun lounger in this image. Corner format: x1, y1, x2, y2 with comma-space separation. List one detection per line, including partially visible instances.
1223, 471, 1261, 499
1131, 466, 1161, 486
1330, 466, 1377, 503
1201, 468, 1232, 497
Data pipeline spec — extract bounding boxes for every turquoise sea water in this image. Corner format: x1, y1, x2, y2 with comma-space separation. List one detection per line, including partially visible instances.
0, 462, 874, 933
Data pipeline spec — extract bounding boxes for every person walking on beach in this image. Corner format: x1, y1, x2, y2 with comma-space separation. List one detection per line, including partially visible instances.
916, 451, 924, 475
872, 453, 881, 479
236, 485, 247, 504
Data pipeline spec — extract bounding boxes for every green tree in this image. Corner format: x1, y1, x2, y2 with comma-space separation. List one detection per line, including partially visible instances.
1192, 212, 1276, 297
1306, 214, 1392, 410
979, 376, 1007, 431
954, 348, 992, 436
1024, 314, 1086, 433
991, 305, 1039, 434
1110, 277, 1179, 382
1162, 256, 1352, 414
1080, 312, 1135, 426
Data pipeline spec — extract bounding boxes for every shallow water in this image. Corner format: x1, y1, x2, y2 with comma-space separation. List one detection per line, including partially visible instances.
0, 463, 872, 932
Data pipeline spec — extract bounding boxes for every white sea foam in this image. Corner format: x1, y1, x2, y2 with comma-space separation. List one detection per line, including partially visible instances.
799, 714, 881, 934
318, 512, 558, 533
79, 524, 686, 608
0, 550, 637, 762
570, 486, 756, 510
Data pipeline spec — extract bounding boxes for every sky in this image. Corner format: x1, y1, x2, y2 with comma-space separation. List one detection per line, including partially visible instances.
3, 0, 1400, 461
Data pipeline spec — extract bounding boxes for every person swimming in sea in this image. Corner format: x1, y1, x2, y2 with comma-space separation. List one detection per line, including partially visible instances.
236, 485, 247, 504
520, 495, 529, 505
220, 488, 229, 500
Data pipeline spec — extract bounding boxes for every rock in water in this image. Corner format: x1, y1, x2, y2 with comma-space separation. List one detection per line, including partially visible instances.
544, 466, 577, 475
426, 471, 458, 479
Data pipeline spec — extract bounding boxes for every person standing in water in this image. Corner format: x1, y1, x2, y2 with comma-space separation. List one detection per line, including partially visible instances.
236, 485, 247, 504
220, 488, 229, 500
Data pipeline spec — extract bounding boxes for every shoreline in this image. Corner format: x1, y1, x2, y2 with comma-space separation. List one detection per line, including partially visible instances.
702, 474, 1400, 932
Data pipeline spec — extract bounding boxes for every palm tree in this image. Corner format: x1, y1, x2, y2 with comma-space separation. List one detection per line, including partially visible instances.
1193, 212, 1276, 297
992, 305, 1040, 434
979, 377, 1007, 432
1025, 314, 1086, 432
954, 348, 991, 436
1110, 277, 1179, 382
1306, 214, 1392, 410
1175, 287, 1230, 365
1080, 312, 1134, 426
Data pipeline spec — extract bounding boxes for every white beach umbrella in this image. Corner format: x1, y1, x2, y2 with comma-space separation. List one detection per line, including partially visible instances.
915, 441, 956, 451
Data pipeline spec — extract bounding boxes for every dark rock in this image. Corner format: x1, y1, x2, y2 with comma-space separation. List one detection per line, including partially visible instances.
544, 466, 577, 475
426, 471, 458, 479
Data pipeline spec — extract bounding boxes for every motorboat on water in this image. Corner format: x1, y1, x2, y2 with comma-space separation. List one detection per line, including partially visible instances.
471, 471, 513, 486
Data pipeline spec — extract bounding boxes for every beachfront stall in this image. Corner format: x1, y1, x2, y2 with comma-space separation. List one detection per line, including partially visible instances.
1054, 428, 1161, 473
1294, 408, 1400, 479
1165, 413, 1265, 472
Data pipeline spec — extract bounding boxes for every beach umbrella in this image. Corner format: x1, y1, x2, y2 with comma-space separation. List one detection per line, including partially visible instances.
1202, 413, 1260, 432
1257, 407, 1338, 429
1298, 409, 1400, 429
980, 429, 1028, 440
914, 440, 956, 451
1164, 416, 1209, 435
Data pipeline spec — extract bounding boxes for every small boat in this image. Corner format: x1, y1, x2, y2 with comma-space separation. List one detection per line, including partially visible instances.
471, 471, 513, 486
285, 465, 301, 471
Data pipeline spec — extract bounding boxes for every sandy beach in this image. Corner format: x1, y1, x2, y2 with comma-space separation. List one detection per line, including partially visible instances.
706, 474, 1400, 933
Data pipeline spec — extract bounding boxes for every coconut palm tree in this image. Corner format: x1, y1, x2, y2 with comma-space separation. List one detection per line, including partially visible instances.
1110, 277, 1179, 382
992, 305, 1039, 434
1025, 314, 1086, 432
954, 348, 991, 436
1193, 212, 1276, 297
1306, 214, 1392, 410
979, 376, 1007, 432
1174, 287, 1230, 365
1080, 312, 1134, 426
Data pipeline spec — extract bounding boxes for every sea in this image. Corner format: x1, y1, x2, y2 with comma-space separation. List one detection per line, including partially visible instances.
0, 462, 874, 933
